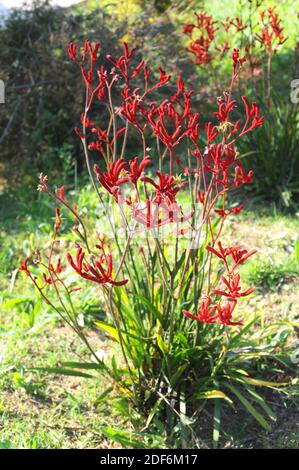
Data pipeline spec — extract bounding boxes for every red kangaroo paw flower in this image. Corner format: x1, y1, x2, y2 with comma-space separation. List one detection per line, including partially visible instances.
68, 42, 78, 61
206, 241, 231, 261
183, 297, 219, 324
56, 186, 65, 202
94, 158, 129, 200
232, 17, 246, 33
216, 300, 242, 325
171, 76, 185, 102
19, 257, 30, 276
128, 156, 151, 186
183, 23, 195, 36
214, 273, 255, 298
232, 48, 246, 72
205, 122, 219, 143
214, 204, 245, 219
67, 247, 127, 287
234, 164, 253, 186
142, 171, 188, 204
131, 59, 145, 78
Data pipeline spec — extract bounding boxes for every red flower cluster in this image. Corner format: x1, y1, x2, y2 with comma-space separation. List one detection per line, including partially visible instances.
68, 39, 100, 90
42, 258, 63, 285
183, 242, 256, 325
19, 257, 30, 276
183, 6, 287, 67
106, 43, 140, 83
66, 37, 266, 254
131, 199, 190, 229
63, 36, 263, 327
67, 37, 264, 224
183, 12, 248, 66
142, 171, 188, 204
231, 48, 246, 73
183, 297, 240, 326
184, 11, 218, 65
19, 255, 63, 287
257, 7, 288, 52
94, 158, 129, 200
148, 92, 192, 150
67, 246, 127, 286
94, 155, 151, 201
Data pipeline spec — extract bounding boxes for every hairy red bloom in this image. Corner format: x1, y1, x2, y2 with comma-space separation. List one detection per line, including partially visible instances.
205, 122, 219, 144
120, 89, 148, 132
216, 300, 242, 326
214, 96, 237, 123
232, 17, 246, 33
131, 199, 185, 229
142, 171, 188, 204
94, 158, 128, 200
215, 41, 230, 57
228, 245, 257, 269
52, 258, 63, 273
67, 246, 127, 286
214, 204, 245, 219
131, 200, 166, 229
157, 67, 171, 87
67, 42, 77, 61
202, 240, 255, 325
184, 11, 225, 66
203, 143, 243, 191
257, 7, 287, 52
214, 273, 255, 298
19, 257, 30, 276
187, 39, 213, 65
183, 23, 195, 36
241, 96, 264, 131
67, 39, 101, 92
106, 42, 139, 83
221, 18, 233, 33
82, 39, 100, 63
206, 241, 231, 261
127, 156, 151, 186
171, 76, 185, 102
183, 297, 218, 323
183, 297, 242, 326
234, 163, 253, 186
147, 93, 193, 174
206, 242, 256, 267
232, 48, 246, 72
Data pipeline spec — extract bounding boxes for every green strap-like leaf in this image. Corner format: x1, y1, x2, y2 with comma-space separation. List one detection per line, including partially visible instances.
32, 367, 95, 379
246, 387, 276, 422
242, 377, 289, 388
94, 321, 119, 342
196, 389, 233, 405
156, 333, 168, 355
60, 361, 105, 370
213, 399, 221, 449
224, 382, 271, 431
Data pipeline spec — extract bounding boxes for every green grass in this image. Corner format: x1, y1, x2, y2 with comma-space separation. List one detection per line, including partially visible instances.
241, 258, 299, 292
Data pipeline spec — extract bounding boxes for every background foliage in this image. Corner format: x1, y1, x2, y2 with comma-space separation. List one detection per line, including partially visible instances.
1, 0, 298, 204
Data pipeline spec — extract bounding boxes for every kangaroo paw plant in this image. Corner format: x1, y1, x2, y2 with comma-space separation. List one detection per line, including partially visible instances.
20, 38, 295, 447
